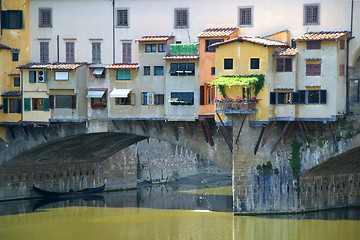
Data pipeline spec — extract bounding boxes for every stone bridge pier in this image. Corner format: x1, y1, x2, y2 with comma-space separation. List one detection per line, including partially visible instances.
231, 114, 360, 214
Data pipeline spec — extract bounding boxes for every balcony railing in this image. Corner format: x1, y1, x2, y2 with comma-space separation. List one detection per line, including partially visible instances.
215, 101, 257, 114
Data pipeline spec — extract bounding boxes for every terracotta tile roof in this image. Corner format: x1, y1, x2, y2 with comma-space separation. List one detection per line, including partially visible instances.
0, 43, 11, 49
1, 91, 21, 97
296, 31, 349, 41
163, 54, 199, 60
137, 36, 175, 42
18, 62, 86, 70
274, 47, 298, 56
211, 36, 288, 48
106, 63, 139, 69
198, 27, 238, 38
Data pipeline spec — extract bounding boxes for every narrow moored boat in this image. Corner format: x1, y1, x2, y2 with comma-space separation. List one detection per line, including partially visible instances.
32, 184, 105, 197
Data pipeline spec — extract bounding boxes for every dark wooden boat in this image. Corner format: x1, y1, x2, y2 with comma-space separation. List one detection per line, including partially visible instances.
33, 184, 105, 197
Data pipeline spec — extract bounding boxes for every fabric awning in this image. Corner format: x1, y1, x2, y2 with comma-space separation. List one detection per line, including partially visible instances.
93, 68, 105, 75
86, 90, 106, 98
110, 88, 131, 98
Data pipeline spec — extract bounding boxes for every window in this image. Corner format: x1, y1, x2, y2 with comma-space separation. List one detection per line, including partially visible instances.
174, 8, 188, 28
154, 93, 164, 105
250, 58, 260, 69
117, 9, 128, 27
144, 66, 150, 76
1, 10, 23, 29
205, 39, 224, 52
211, 67, 215, 75
7, 99, 19, 113
340, 39, 345, 50
12, 52, 19, 61
145, 44, 156, 53
270, 90, 326, 104
304, 4, 319, 25
39, 8, 52, 27
200, 85, 215, 105
158, 44, 166, 52
32, 98, 44, 111
115, 94, 131, 105
93, 68, 105, 78
239, 7, 252, 26
170, 92, 194, 105
117, 70, 131, 80
270, 92, 298, 104
306, 41, 321, 50
169, 63, 195, 76
29, 71, 36, 83
141, 92, 152, 105
276, 58, 292, 72
92, 42, 101, 63
154, 66, 164, 76
66, 42, 75, 63
55, 71, 69, 80
306, 63, 321, 76
224, 59, 233, 70
14, 77, 20, 87
55, 95, 73, 108
123, 42, 131, 64
40, 42, 49, 63
340, 64, 345, 76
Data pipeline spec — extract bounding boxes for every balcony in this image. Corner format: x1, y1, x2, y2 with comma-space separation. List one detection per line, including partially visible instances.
215, 101, 257, 114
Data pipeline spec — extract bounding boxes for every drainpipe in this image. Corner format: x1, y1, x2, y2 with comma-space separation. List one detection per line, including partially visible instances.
57, 35, 59, 62
112, 0, 115, 64
346, 0, 354, 114
20, 69, 23, 122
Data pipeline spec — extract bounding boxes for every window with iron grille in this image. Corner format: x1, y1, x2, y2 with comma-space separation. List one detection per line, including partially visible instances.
66, 42, 75, 63
117, 9, 128, 27
304, 4, 320, 25
276, 58, 292, 72
92, 42, 101, 64
39, 8, 52, 27
40, 42, 49, 63
1, 10, 23, 29
123, 42, 131, 63
174, 8, 188, 28
239, 7, 252, 26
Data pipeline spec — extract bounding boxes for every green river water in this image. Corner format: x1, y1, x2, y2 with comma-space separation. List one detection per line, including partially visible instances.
0, 180, 359, 240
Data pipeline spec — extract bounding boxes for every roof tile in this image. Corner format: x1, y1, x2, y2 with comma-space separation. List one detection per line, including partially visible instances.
106, 63, 139, 69
0, 43, 11, 50
274, 47, 298, 56
18, 62, 86, 70
137, 36, 175, 42
198, 27, 238, 38
211, 36, 288, 48
163, 54, 199, 60
296, 31, 349, 41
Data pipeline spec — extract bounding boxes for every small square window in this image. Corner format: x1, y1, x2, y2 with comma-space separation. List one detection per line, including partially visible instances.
12, 52, 19, 61
306, 63, 321, 76
154, 66, 164, 76
304, 4, 320, 25
306, 41, 321, 50
239, 7, 252, 26
117, 9, 128, 27
211, 67, 215, 75
145, 44, 156, 52
1, 10, 23, 29
14, 77, 20, 87
144, 66, 150, 76
39, 8, 52, 28
250, 58, 259, 69
117, 70, 131, 80
174, 8, 188, 28
224, 59, 233, 70
55, 71, 69, 80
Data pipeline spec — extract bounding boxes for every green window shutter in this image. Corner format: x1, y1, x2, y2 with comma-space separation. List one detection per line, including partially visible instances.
43, 98, 49, 111
29, 71, 36, 83
17, 98, 22, 113
3, 98, 8, 113
1, 11, 9, 29
18, 10, 23, 29
24, 98, 31, 111
117, 70, 131, 80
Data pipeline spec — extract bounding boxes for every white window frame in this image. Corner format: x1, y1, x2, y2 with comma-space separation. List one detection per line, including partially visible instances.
54, 71, 69, 80
238, 6, 253, 27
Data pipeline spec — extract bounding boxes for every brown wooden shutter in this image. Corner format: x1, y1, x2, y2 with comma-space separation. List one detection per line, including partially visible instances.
123, 42, 131, 64
200, 86, 204, 105
71, 95, 76, 109
49, 95, 54, 109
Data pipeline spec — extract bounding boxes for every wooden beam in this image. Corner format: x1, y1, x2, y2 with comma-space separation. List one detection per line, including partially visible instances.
127, 121, 133, 132
139, 120, 148, 134
235, 116, 246, 145
329, 122, 337, 149
199, 120, 209, 143
51, 125, 59, 137
184, 122, 194, 138
156, 121, 162, 135
216, 113, 233, 152
21, 126, 29, 140
71, 123, 76, 135
204, 120, 214, 147
40, 127, 48, 140
261, 121, 276, 147
112, 120, 120, 130
283, 122, 294, 144
302, 121, 309, 136
26, 125, 38, 141
170, 121, 179, 141
254, 125, 266, 155
297, 121, 308, 146
271, 121, 291, 154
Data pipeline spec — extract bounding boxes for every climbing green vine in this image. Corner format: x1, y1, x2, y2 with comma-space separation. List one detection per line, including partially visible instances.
211, 74, 265, 97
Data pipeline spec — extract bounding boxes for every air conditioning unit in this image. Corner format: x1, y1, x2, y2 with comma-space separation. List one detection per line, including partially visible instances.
38, 71, 47, 83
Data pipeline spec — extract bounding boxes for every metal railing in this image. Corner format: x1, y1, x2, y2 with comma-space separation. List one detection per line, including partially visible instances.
215, 101, 256, 112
